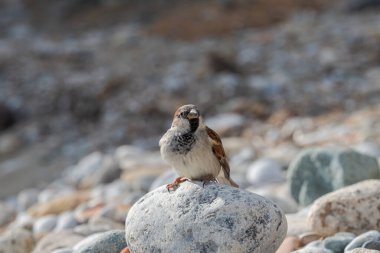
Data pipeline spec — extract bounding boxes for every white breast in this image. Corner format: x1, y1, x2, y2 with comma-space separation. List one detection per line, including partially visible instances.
160, 129, 221, 180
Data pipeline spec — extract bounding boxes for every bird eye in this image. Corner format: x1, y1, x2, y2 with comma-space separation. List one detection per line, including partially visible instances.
180, 111, 187, 117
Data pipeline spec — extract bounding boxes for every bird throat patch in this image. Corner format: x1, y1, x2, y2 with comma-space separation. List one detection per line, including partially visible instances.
189, 118, 199, 133
170, 132, 196, 154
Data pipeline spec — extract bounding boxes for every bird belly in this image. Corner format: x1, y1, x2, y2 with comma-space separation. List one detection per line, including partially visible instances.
163, 142, 220, 180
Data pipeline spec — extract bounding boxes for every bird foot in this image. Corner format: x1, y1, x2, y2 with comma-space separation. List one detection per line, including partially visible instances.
166, 176, 188, 191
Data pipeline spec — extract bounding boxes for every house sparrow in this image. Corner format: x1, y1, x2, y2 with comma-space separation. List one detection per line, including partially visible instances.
159, 104, 238, 189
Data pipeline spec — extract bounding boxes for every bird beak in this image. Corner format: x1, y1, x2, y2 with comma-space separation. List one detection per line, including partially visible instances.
187, 109, 199, 119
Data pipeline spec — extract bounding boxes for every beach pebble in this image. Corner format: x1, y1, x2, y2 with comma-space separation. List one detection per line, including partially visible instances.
28, 191, 89, 217
0, 202, 15, 227
17, 189, 39, 211
288, 148, 380, 206
344, 231, 380, 252
0, 227, 35, 253
54, 212, 78, 231
323, 232, 355, 253
121, 167, 166, 192
308, 180, 380, 236
33, 215, 58, 238
51, 249, 74, 253
246, 158, 285, 186
73, 224, 115, 237
354, 142, 380, 158
73, 230, 126, 253
31, 231, 84, 253
347, 248, 380, 253
292, 247, 333, 253
64, 152, 121, 188
125, 181, 287, 253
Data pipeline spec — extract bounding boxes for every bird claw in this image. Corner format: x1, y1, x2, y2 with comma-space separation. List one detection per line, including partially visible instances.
166, 176, 188, 191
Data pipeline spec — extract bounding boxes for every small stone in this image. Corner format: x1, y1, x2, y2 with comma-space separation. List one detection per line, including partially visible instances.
54, 212, 78, 231
288, 148, 380, 206
0, 227, 35, 253
276, 236, 300, 253
323, 232, 355, 253
354, 142, 380, 158
362, 240, 380, 250
73, 230, 126, 253
308, 180, 380, 236
17, 188, 39, 211
205, 113, 245, 135
347, 248, 380, 253
345, 231, 380, 252
28, 191, 89, 217
0, 202, 15, 227
64, 152, 121, 188
73, 224, 114, 237
51, 249, 74, 253
33, 215, 58, 238
292, 247, 333, 253
246, 158, 285, 186
31, 231, 84, 253
299, 232, 322, 247
125, 181, 287, 253
121, 167, 165, 192
286, 207, 311, 236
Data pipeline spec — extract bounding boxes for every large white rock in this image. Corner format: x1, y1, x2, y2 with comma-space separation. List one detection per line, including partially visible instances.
125, 181, 287, 253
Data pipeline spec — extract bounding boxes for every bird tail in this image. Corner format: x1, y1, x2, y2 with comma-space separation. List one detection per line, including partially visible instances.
217, 172, 239, 188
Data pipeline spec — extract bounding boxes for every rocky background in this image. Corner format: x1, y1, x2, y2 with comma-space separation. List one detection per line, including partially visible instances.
0, 0, 380, 252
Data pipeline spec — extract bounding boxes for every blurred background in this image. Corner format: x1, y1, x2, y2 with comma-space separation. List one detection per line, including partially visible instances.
0, 0, 380, 198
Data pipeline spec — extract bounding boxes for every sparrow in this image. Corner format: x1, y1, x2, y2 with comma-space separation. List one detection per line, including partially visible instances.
159, 104, 239, 189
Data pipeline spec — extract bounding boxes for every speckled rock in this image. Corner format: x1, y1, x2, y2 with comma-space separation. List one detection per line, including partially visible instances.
308, 180, 380, 236
288, 148, 380, 206
344, 231, 380, 252
125, 181, 287, 253
73, 230, 126, 253
0, 227, 35, 253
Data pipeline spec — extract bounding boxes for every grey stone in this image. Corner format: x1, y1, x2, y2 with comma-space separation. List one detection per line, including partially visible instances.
55, 212, 78, 231
73, 230, 126, 253
345, 231, 380, 252
288, 148, 380, 206
64, 152, 121, 188
33, 215, 58, 236
362, 240, 380, 250
246, 158, 285, 186
125, 181, 287, 253
323, 232, 355, 253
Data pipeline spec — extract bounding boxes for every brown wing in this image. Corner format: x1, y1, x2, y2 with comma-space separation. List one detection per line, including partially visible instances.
206, 126, 231, 179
